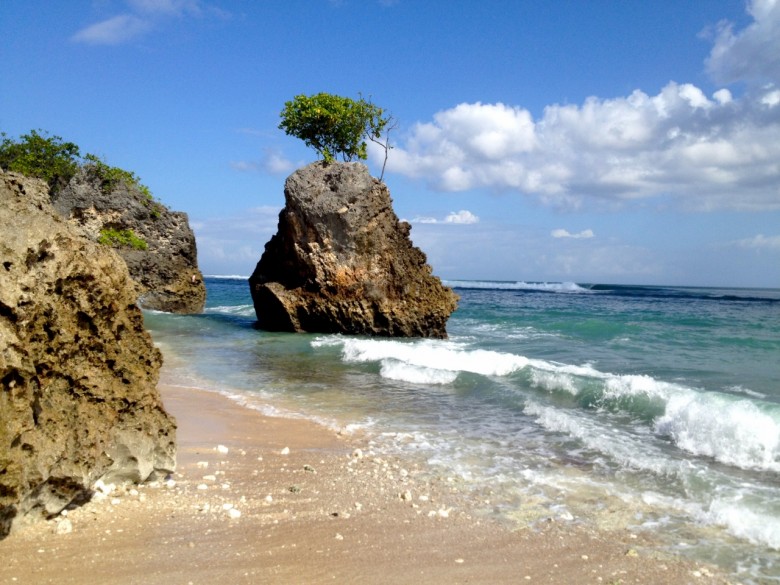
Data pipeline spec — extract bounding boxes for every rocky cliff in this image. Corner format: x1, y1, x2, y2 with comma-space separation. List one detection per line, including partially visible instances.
51, 166, 206, 314
0, 171, 176, 538
249, 162, 458, 338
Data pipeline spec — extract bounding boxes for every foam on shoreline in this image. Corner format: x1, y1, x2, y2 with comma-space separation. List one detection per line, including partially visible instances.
0, 379, 729, 585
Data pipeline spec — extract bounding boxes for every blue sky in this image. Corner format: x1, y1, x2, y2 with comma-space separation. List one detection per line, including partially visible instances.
2, 1, 779, 287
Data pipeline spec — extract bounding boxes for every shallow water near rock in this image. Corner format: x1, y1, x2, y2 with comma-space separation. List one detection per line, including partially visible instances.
145, 276, 780, 584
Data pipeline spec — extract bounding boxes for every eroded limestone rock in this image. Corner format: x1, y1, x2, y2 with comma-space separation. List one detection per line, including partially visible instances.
249, 162, 458, 338
0, 171, 176, 538
52, 167, 206, 314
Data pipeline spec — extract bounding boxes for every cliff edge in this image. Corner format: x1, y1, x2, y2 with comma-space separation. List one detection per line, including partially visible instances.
51, 166, 206, 314
249, 162, 458, 338
0, 171, 176, 538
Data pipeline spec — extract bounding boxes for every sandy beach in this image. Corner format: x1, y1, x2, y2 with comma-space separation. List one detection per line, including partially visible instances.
0, 383, 733, 585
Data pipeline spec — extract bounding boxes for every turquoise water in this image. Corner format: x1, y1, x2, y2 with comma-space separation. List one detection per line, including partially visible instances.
145, 277, 780, 583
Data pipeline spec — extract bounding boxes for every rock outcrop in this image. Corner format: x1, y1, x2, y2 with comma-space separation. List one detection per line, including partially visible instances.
51, 167, 205, 314
0, 171, 176, 538
249, 162, 458, 338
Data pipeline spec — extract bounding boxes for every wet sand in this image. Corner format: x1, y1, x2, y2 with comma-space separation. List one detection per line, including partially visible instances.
0, 384, 733, 584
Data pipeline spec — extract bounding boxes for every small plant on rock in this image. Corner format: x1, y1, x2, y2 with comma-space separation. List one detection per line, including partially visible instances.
98, 228, 148, 251
84, 154, 165, 218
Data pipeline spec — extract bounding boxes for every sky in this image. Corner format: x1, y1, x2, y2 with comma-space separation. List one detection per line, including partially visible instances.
2, 1, 779, 288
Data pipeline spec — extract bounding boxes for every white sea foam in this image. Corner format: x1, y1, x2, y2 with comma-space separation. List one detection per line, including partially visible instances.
703, 498, 780, 550
329, 338, 530, 384
443, 280, 589, 293
601, 374, 682, 402
205, 304, 256, 317
643, 490, 780, 551
316, 335, 780, 475
379, 360, 459, 384
523, 400, 681, 476
527, 363, 780, 473
726, 385, 767, 399
655, 393, 780, 472
528, 369, 580, 395
529, 364, 780, 474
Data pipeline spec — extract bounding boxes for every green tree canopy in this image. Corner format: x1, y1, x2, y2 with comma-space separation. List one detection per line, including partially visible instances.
0, 129, 81, 189
279, 93, 390, 163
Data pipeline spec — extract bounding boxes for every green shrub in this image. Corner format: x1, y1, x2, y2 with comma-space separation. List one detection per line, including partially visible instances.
0, 129, 81, 189
84, 153, 144, 193
2, 130, 166, 216
98, 228, 148, 251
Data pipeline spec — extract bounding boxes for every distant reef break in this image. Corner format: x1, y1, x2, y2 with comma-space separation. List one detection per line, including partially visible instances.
249, 161, 458, 338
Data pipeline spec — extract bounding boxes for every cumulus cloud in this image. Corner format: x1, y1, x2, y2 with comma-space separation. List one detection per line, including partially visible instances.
444, 210, 480, 224
410, 210, 479, 224
732, 233, 780, 250
386, 81, 780, 211
705, 0, 780, 85
72, 0, 227, 45
383, 2, 780, 212
551, 229, 594, 239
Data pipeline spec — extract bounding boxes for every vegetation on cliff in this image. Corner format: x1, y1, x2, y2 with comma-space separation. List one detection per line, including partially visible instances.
0, 129, 164, 218
1, 129, 206, 314
0, 130, 81, 190
98, 227, 148, 250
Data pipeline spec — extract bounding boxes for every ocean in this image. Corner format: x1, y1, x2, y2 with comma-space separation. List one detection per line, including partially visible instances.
144, 277, 780, 583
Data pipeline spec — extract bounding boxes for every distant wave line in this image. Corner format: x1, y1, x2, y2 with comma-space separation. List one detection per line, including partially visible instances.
204, 274, 250, 280
443, 280, 589, 293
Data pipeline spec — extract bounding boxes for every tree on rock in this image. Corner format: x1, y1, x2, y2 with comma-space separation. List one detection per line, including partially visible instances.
279, 93, 391, 163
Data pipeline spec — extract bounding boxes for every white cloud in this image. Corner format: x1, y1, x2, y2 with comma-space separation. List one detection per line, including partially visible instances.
408, 221, 663, 283
551, 229, 594, 239
444, 210, 480, 224
72, 0, 227, 45
381, 2, 780, 212
762, 88, 780, 107
733, 233, 780, 250
231, 148, 299, 175
705, 0, 780, 85
409, 210, 479, 225
713, 88, 733, 105
193, 206, 281, 274
71, 14, 151, 45
385, 81, 780, 211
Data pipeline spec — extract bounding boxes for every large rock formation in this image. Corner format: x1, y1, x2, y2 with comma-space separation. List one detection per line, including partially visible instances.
249, 162, 458, 338
0, 171, 176, 538
51, 167, 206, 314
